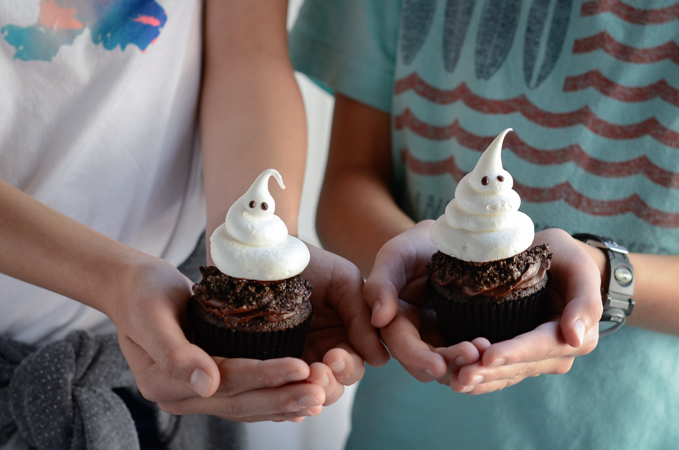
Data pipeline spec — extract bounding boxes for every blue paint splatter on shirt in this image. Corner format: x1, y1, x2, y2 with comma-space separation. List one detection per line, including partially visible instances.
1, 0, 167, 61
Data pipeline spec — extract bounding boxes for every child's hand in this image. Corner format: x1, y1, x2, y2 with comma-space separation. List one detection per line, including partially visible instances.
364, 220, 482, 383
365, 224, 603, 392
300, 244, 390, 391
111, 256, 340, 422
451, 228, 602, 394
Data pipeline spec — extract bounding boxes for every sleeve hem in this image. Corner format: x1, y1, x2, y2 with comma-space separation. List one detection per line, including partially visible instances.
289, 31, 393, 113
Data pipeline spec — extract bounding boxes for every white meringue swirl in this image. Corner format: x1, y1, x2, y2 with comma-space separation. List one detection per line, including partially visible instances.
430, 129, 534, 262
210, 169, 310, 281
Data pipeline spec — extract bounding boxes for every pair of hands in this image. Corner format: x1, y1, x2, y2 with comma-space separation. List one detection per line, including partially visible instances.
365, 221, 603, 394
112, 218, 604, 424
113, 244, 388, 423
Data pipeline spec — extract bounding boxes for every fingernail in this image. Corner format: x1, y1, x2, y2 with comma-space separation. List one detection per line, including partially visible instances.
330, 358, 346, 374
296, 408, 319, 417
489, 358, 505, 368
190, 368, 212, 397
470, 375, 484, 385
574, 319, 586, 347
285, 371, 306, 382
424, 369, 436, 378
461, 385, 475, 393
314, 375, 330, 388
454, 356, 470, 367
372, 300, 382, 317
298, 394, 322, 408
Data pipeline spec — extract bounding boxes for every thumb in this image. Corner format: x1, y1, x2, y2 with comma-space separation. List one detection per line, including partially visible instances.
119, 306, 221, 401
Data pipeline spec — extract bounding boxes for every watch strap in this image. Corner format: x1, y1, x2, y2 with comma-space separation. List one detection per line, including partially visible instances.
573, 233, 635, 336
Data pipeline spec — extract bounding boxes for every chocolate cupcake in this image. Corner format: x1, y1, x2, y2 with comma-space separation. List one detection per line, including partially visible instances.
428, 129, 551, 344
188, 169, 313, 359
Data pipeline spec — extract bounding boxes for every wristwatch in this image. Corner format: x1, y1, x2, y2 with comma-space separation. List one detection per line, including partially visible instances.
572, 233, 635, 336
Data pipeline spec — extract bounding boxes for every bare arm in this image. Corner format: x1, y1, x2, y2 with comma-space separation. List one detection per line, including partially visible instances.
201, 0, 306, 246
317, 94, 413, 276
579, 244, 679, 335
198, 1, 388, 409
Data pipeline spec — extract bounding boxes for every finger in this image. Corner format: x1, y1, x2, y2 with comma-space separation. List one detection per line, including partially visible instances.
125, 295, 222, 399
380, 312, 447, 382
159, 379, 327, 419
476, 321, 566, 369
330, 266, 389, 367
365, 220, 436, 328
307, 362, 345, 406
364, 271, 402, 329
433, 341, 482, 374
535, 229, 604, 348
322, 346, 366, 386
304, 244, 389, 366
118, 332, 220, 403
451, 355, 576, 395
478, 317, 599, 373
458, 354, 575, 389
471, 337, 491, 354
208, 407, 324, 424
215, 357, 310, 397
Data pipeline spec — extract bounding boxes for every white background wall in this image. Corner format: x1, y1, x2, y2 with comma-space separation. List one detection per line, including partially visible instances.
244, 2, 356, 449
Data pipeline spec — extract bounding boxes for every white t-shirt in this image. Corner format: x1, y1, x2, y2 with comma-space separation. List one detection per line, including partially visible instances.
0, 0, 205, 345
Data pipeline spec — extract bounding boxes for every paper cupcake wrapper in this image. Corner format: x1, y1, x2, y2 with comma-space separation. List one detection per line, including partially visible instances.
189, 309, 313, 360
428, 274, 551, 345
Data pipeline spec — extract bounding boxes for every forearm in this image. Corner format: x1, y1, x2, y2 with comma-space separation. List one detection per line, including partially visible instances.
577, 241, 679, 334
317, 94, 413, 276
201, 0, 306, 251
0, 178, 152, 319
317, 170, 413, 277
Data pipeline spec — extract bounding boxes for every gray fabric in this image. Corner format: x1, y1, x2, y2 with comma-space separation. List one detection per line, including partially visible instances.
169, 415, 243, 450
0, 331, 138, 450
0, 329, 244, 450
0, 232, 243, 450
177, 231, 206, 283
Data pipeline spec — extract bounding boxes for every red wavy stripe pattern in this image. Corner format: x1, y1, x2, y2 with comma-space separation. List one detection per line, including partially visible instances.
563, 69, 679, 107
401, 149, 679, 227
573, 31, 679, 64
581, 0, 679, 24
396, 117, 679, 188
393, 73, 679, 148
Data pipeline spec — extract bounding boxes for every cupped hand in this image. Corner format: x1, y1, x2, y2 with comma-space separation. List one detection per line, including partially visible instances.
449, 228, 603, 394
300, 244, 390, 395
111, 256, 338, 422
363, 220, 481, 382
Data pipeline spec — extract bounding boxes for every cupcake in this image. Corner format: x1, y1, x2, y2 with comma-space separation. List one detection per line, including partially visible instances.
427, 129, 551, 344
188, 169, 313, 360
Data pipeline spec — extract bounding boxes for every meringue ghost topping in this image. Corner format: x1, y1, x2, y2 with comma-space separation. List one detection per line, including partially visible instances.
210, 169, 310, 280
430, 129, 535, 262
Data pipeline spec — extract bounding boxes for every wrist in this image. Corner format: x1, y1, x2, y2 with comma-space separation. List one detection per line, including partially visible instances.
573, 233, 635, 335
104, 250, 169, 324
575, 239, 608, 287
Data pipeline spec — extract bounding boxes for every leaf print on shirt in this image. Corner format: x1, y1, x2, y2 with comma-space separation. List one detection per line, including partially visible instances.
1, 0, 167, 61
523, 0, 572, 88
475, 0, 522, 80
400, 0, 437, 65
442, 0, 475, 72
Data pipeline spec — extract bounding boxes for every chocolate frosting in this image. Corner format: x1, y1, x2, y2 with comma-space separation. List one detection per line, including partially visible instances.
427, 244, 552, 298
192, 266, 313, 325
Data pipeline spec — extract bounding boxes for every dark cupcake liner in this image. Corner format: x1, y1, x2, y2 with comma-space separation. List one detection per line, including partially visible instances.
428, 274, 551, 345
188, 306, 313, 360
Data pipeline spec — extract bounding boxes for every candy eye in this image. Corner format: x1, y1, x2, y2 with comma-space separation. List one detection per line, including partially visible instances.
249, 201, 256, 208
261, 202, 268, 211
497, 175, 504, 182
481, 176, 489, 186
